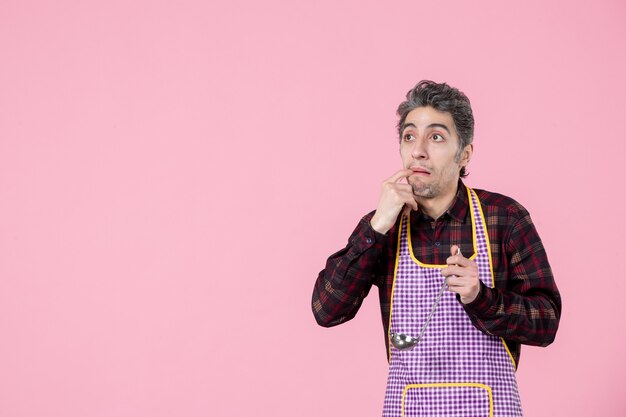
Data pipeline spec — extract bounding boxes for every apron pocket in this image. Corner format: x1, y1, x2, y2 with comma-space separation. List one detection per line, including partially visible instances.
402, 383, 493, 417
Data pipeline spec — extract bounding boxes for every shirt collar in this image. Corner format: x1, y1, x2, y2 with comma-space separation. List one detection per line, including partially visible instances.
446, 179, 469, 223
415, 179, 469, 223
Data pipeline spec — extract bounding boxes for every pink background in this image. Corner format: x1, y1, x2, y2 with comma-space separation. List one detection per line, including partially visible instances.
1, 0, 625, 416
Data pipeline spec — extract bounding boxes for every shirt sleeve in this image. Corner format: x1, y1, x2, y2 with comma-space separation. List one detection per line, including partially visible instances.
312, 213, 387, 327
462, 208, 562, 347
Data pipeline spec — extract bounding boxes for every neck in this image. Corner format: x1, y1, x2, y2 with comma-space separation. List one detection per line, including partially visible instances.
416, 184, 459, 220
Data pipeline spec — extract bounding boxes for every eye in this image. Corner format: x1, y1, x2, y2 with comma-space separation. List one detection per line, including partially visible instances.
403, 133, 415, 142
432, 133, 444, 142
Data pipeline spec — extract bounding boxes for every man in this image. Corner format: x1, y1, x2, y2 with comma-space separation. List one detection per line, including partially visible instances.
312, 80, 561, 417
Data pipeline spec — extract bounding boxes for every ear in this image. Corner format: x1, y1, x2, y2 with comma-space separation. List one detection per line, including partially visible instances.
459, 144, 473, 167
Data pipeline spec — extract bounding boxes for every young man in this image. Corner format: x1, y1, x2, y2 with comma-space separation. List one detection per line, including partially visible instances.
312, 80, 561, 416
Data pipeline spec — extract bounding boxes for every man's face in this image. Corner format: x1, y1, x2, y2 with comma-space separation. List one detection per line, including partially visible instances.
400, 106, 472, 200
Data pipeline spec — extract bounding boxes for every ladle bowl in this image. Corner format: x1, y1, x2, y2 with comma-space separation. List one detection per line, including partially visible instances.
390, 333, 420, 350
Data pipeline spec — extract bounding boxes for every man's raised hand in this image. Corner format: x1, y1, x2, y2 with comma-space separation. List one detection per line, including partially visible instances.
370, 169, 418, 235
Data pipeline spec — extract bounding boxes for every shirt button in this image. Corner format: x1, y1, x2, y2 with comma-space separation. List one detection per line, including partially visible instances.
434, 241, 441, 247
366, 238, 373, 244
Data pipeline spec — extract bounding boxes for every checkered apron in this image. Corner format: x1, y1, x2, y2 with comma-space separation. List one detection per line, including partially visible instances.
382, 189, 522, 417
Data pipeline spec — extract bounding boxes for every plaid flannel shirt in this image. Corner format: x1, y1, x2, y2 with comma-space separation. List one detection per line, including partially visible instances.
312, 181, 561, 367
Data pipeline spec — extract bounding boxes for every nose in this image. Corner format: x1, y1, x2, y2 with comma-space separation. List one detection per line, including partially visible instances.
411, 137, 428, 160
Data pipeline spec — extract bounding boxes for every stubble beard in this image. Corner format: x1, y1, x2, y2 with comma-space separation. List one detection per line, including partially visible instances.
410, 181, 439, 199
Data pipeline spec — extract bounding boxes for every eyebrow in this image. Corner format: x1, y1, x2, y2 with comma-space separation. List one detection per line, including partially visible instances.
402, 122, 452, 134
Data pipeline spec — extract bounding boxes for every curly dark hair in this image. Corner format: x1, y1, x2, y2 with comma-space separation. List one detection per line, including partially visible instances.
397, 80, 474, 178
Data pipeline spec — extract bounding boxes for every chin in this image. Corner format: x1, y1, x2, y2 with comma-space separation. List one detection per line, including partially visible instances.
411, 183, 438, 199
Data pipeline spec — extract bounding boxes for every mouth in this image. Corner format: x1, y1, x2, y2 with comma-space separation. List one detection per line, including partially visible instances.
409, 166, 431, 176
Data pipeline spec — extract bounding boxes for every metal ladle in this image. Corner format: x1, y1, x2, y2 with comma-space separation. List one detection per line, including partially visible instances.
390, 249, 461, 351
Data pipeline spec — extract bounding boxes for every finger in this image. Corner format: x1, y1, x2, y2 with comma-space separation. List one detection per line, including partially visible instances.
445, 274, 473, 285
445, 277, 466, 293
392, 183, 414, 193
397, 191, 418, 211
444, 275, 459, 286
399, 200, 417, 213
379, 183, 417, 214
393, 186, 418, 202
381, 182, 413, 196
451, 257, 474, 267
441, 266, 464, 277
388, 169, 415, 183
446, 252, 472, 267
403, 201, 418, 212
446, 284, 471, 300
445, 277, 474, 292
385, 187, 417, 211
450, 245, 460, 256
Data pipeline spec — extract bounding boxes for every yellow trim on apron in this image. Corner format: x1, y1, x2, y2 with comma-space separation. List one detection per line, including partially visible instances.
470, 188, 517, 369
402, 383, 494, 417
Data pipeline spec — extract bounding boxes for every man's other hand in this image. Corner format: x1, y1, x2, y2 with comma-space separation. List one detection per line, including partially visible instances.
442, 244, 481, 304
